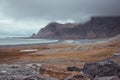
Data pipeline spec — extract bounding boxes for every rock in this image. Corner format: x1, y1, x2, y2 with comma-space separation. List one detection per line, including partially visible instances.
109, 34, 120, 42
23, 76, 44, 80
64, 75, 90, 80
67, 66, 82, 72
31, 33, 37, 38
42, 77, 58, 80
93, 76, 120, 80
26, 63, 42, 71
113, 53, 120, 57
0, 64, 61, 80
82, 60, 120, 79
0, 64, 43, 80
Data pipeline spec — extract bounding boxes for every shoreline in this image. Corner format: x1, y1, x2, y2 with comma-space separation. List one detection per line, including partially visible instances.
0, 42, 55, 48
0, 39, 109, 48
0, 39, 61, 48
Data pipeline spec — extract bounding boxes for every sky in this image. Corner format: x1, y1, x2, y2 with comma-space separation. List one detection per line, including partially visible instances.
0, 0, 120, 37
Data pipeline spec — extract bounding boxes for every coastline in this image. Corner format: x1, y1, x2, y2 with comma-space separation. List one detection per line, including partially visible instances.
0, 42, 55, 48
0, 38, 109, 48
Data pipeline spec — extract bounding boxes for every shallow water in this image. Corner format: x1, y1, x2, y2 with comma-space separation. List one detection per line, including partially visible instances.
0, 38, 58, 45
0, 38, 107, 45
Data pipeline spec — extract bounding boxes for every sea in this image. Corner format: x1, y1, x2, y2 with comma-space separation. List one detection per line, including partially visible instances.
0, 37, 107, 46
0, 38, 58, 45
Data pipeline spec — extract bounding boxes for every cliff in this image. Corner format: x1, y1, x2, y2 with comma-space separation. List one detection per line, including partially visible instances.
31, 17, 120, 39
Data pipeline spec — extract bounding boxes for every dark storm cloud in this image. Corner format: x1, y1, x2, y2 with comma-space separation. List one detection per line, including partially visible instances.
1, 0, 120, 22
0, 0, 120, 36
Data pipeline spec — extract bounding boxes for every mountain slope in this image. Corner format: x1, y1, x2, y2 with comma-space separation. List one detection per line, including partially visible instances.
31, 17, 120, 39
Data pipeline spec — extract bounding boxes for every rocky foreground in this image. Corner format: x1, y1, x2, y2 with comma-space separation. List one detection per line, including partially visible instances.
0, 59, 120, 80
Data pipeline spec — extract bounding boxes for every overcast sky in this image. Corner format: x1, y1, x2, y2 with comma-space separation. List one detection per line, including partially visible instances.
0, 0, 120, 37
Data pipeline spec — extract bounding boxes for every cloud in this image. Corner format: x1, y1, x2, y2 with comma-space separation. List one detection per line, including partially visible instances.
0, 18, 50, 36
1, 0, 120, 20
0, 0, 120, 36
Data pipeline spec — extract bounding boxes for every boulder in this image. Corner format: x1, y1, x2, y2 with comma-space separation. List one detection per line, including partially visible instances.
0, 64, 43, 80
67, 66, 82, 72
93, 76, 120, 80
82, 60, 120, 79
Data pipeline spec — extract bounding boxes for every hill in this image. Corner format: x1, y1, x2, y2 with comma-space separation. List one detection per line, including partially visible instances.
31, 17, 120, 39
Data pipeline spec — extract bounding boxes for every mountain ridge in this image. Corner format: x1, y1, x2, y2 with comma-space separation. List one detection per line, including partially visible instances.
31, 17, 120, 39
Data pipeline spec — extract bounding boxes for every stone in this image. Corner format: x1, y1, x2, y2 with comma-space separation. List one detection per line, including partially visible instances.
82, 60, 120, 79
0, 64, 43, 80
64, 75, 90, 80
93, 76, 120, 80
67, 66, 82, 72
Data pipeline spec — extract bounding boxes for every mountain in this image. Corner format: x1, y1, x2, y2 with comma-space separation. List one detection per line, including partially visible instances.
109, 34, 120, 42
31, 17, 120, 39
